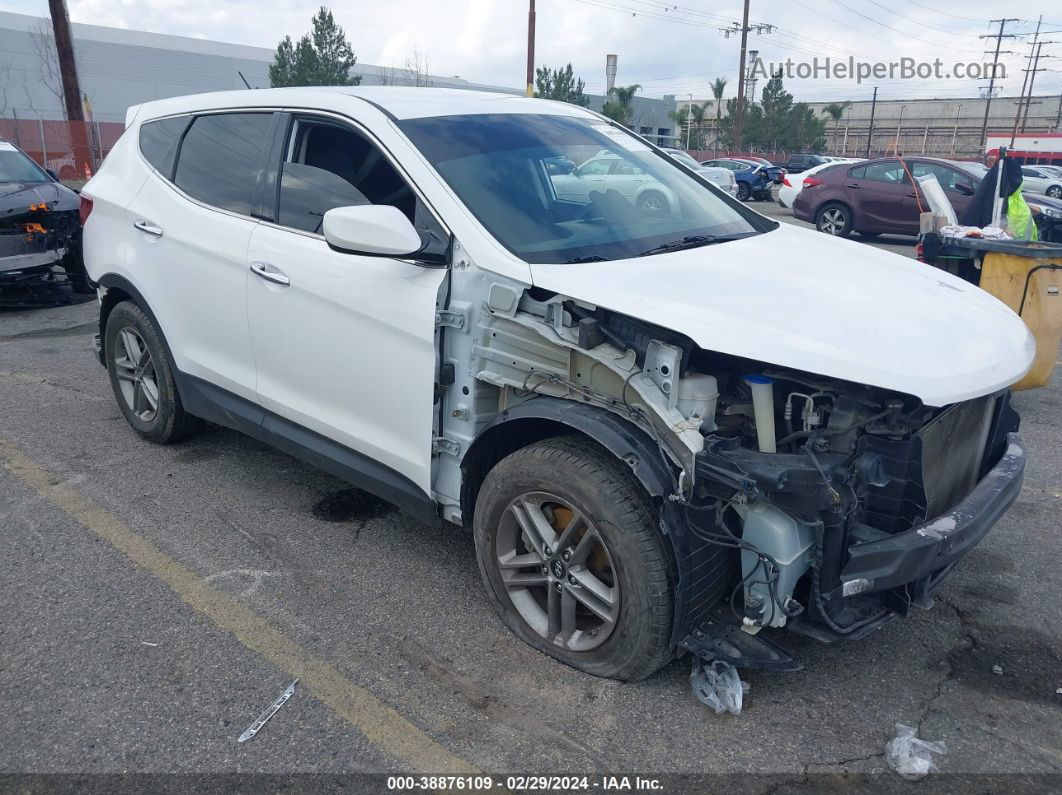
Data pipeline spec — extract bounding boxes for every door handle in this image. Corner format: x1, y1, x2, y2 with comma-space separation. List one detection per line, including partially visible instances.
906, 192, 918, 198
845, 183, 861, 189
250, 261, 290, 286
133, 219, 163, 236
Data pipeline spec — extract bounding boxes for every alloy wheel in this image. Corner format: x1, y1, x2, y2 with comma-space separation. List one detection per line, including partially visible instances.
496, 492, 620, 652
1048, 185, 1062, 198
113, 327, 160, 422
819, 207, 847, 234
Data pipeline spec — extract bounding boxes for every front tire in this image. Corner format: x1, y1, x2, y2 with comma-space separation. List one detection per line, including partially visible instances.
104, 301, 201, 444
816, 202, 853, 237
474, 436, 675, 681
736, 182, 750, 201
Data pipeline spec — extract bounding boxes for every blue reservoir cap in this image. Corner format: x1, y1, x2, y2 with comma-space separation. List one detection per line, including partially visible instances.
744, 374, 774, 385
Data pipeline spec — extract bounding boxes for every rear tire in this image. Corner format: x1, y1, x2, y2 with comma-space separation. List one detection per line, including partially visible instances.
104, 301, 201, 444
473, 436, 675, 681
816, 202, 853, 237
1047, 185, 1062, 199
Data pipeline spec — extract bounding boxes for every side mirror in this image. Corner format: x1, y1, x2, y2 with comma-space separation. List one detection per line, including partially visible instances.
46, 168, 59, 181
955, 181, 975, 196
322, 204, 423, 257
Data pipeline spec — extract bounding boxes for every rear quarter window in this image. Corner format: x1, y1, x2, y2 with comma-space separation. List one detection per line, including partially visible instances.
139, 116, 191, 179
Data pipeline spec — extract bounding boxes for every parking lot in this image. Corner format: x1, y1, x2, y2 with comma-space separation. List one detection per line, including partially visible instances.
1, 205, 1060, 788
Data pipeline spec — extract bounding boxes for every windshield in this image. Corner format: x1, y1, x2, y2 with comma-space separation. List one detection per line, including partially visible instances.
0, 143, 50, 183
398, 113, 761, 263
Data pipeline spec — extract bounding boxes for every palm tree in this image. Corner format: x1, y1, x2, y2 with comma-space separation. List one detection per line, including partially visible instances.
710, 77, 727, 155
602, 83, 641, 127
820, 101, 851, 154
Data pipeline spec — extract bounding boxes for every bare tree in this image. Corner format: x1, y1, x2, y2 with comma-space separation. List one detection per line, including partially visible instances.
403, 48, 432, 87
0, 60, 11, 116
29, 22, 66, 107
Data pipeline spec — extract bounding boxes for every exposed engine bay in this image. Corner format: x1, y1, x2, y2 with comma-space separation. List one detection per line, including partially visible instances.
443, 278, 1024, 669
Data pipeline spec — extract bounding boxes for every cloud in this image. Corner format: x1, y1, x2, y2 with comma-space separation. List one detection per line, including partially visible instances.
4, 0, 1056, 101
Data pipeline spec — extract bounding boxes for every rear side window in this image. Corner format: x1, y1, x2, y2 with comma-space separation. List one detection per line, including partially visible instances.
173, 113, 274, 215
139, 116, 191, 179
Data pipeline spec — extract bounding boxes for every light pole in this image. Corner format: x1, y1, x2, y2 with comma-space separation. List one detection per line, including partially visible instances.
686, 93, 693, 150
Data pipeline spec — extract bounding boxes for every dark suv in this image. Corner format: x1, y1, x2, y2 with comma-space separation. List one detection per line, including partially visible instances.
783, 153, 828, 172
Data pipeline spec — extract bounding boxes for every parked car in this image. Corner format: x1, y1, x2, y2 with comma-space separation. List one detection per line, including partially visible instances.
731, 157, 785, 184
1018, 165, 1062, 198
0, 138, 91, 300
700, 158, 772, 201
551, 152, 681, 212
660, 148, 738, 197
794, 156, 1056, 238
82, 88, 1032, 682
776, 162, 844, 209
782, 153, 828, 172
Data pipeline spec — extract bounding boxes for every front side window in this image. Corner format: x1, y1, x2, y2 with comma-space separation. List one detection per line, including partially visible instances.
398, 113, 761, 264
173, 113, 274, 215
273, 117, 448, 259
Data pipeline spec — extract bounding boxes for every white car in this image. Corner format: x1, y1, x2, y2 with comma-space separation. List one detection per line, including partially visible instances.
1019, 165, 1062, 198
660, 148, 739, 197
81, 87, 1032, 684
777, 162, 845, 209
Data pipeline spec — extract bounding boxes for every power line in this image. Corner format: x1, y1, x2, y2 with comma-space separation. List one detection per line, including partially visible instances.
823, 0, 988, 54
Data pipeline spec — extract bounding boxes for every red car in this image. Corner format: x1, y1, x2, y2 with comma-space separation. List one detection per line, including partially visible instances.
792, 157, 979, 238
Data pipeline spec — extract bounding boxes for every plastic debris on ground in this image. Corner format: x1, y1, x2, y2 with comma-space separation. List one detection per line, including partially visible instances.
689, 658, 749, 715
885, 723, 947, 780
992, 664, 1004, 675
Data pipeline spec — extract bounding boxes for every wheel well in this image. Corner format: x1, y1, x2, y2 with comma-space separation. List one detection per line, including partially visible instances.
460, 418, 580, 526
99, 285, 134, 340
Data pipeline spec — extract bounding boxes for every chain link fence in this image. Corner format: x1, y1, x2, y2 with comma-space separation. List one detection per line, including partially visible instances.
0, 118, 125, 180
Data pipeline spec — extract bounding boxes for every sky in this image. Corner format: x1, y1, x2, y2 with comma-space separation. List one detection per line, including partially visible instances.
7, 0, 1062, 103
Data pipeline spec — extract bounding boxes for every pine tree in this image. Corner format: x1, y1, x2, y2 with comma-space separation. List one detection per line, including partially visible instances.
269, 7, 362, 87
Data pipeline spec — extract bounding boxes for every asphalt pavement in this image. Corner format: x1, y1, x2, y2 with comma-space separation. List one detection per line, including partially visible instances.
1, 210, 1060, 790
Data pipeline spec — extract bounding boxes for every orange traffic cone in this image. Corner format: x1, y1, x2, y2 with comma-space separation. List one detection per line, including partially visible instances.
83, 162, 92, 180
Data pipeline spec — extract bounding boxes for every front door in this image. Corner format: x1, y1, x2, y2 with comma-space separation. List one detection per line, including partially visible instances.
846, 160, 914, 234
245, 114, 448, 496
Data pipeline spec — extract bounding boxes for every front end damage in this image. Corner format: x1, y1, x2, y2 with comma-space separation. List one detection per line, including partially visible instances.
465, 287, 1026, 671
0, 182, 86, 306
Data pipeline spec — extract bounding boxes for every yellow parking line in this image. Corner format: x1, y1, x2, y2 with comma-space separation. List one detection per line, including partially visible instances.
0, 437, 475, 774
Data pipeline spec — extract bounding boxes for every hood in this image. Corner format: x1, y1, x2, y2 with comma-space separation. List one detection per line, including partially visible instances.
0, 180, 77, 212
528, 223, 1035, 407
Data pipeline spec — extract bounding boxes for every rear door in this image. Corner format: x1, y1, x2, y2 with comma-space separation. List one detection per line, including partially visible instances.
127, 111, 276, 400
244, 112, 449, 496
845, 160, 914, 234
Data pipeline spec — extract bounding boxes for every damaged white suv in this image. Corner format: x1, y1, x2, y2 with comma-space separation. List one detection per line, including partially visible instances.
82, 88, 1033, 682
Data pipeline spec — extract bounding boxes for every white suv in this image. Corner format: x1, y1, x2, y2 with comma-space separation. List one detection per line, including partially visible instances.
82, 87, 1032, 683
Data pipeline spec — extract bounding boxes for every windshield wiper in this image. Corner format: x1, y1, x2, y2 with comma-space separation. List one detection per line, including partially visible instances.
564, 254, 609, 263
635, 235, 717, 257
635, 232, 759, 257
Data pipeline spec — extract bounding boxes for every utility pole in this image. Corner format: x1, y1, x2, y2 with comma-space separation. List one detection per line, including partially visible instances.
951, 104, 963, 156
47, 0, 84, 122
525, 0, 536, 97
979, 18, 1020, 152
1010, 16, 1041, 145
723, 1, 774, 152
1020, 42, 1054, 132
865, 86, 878, 158
732, 0, 751, 151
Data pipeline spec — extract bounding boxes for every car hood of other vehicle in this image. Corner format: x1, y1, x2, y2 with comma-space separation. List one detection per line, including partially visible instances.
528, 223, 1034, 406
